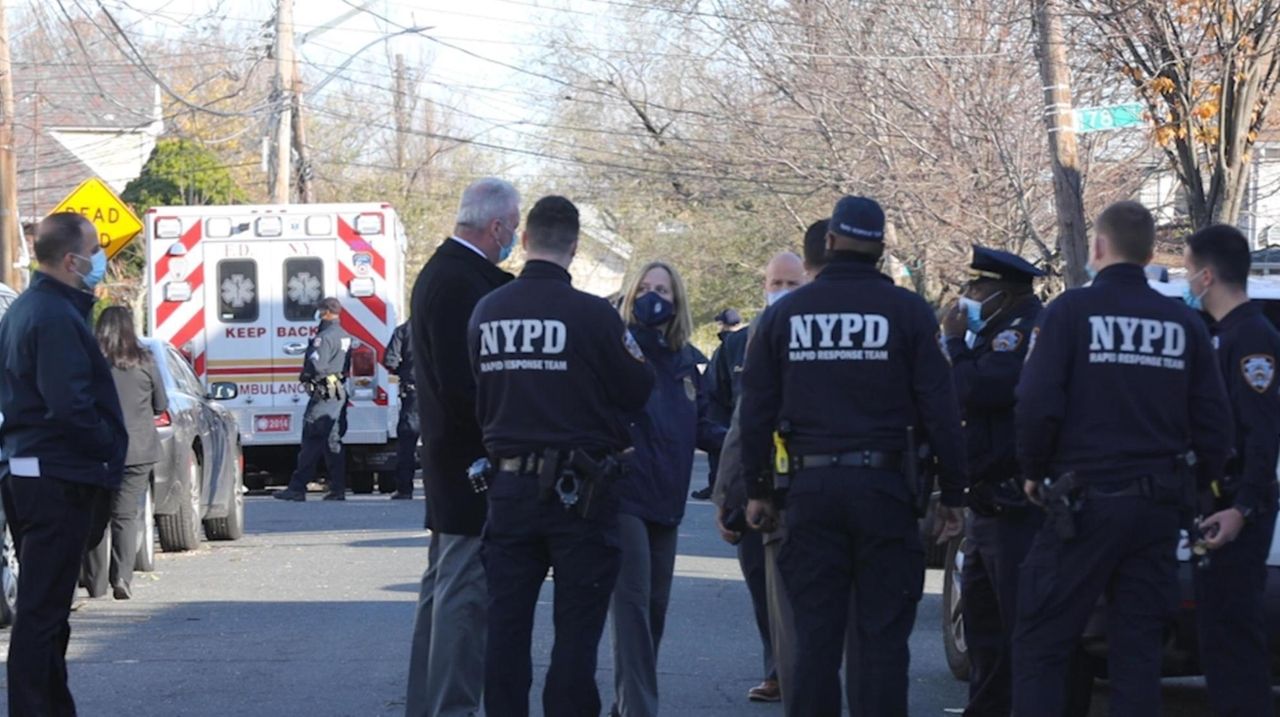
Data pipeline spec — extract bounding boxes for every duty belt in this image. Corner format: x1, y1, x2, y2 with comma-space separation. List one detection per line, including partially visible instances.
1083, 476, 1153, 500
498, 454, 548, 474
794, 450, 904, 472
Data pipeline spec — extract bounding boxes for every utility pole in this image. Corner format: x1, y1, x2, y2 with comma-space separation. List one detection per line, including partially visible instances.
1032, 0, 1089, 288
292, 63, 313, 202
0, 2, 18, 289
269, 0, 294, 204
393, 53, 407, 176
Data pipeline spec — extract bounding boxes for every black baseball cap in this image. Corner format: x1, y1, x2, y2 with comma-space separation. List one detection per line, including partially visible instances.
715, 308, 742, 326
830, 196, 886, 241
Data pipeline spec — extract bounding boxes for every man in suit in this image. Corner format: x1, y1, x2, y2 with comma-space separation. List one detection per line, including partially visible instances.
405, 177, 519, 717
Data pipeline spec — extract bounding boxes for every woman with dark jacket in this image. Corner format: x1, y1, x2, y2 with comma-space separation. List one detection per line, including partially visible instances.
611, 261, 725, 716
83, 306, 168, 599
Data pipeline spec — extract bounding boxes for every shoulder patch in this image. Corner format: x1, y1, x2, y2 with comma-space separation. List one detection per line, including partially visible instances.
623, 330, 645, 362
312, 337, 323, 347
340, 337, 352, 352
992, 329, 1024, 353
1241, 354, 1276, 393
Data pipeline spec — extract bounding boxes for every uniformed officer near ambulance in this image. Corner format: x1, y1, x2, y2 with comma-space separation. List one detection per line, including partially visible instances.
1012, 201, 1233, 716
276, 297, 353, 501
384, 320, 418, 499
467, 195, 655, 717
738, 195, 968, 716
941, 246, 1044, 717
1182, 224, 1280, 717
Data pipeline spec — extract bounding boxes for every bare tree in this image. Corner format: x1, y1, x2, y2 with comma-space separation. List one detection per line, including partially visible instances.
1076, 0, 1280, 228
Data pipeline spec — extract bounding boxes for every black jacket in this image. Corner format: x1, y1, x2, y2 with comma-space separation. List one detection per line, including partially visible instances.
0, 272, 128, 487
946, 295, 1042, 485
1211, 301, 1280, 517
1016, 263, 1232, 486
384, 322, 414, 386
411, 238, 513, 534
738, 256, 968, 505
469, 260, 653, 456
706, 327, 749, 426
112, 355, 168, 466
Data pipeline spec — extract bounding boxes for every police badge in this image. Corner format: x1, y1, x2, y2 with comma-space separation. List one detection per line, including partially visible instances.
1241, 354, 1276, 393
992, 329, 1023, 353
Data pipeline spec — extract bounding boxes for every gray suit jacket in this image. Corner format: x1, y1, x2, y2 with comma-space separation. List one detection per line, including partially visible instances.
711, 323, 786, 544
112, 356, 168, 466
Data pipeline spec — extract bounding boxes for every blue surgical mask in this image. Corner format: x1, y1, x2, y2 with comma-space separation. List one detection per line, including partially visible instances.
958, 291, 1002, 334
1085, 264, 1098, 281
72, 250, 107, 290
1183, 270, 1207, 311
633, 291, 675, 327
766, 288, 791, 307
497, 227, 517, 263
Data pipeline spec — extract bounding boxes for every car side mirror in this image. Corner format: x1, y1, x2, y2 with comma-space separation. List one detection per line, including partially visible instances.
208, 382, 239, 401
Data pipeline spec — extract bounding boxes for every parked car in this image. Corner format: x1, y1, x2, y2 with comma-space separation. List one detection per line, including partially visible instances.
144, 339, 245, 555
941, 270, 1280, 681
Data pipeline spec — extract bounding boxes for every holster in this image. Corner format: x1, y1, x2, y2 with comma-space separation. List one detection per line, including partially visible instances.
1042, 471, 1081, 541
904, 427, 935, 518
536, 448, 622, 520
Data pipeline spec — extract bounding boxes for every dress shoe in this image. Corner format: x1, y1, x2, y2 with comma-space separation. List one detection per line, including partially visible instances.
747, 679, 781, 702
323, 493, 346, 501
273, 489, 306, 502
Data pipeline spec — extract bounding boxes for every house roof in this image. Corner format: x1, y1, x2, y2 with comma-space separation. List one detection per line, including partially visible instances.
11, 62, 160, 219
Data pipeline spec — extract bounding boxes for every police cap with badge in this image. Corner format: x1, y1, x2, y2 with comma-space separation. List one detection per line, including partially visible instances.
967, 246, 1044, 352
968, 245, 1044, 286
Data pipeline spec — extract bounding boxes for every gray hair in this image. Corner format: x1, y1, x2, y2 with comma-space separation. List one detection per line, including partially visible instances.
455, 177, 520, 228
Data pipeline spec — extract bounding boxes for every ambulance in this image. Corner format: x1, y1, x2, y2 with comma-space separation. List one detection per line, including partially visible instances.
145, 203, 407, 492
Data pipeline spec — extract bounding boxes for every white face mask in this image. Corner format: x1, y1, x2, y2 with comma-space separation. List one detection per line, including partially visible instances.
766, 288, 791, 307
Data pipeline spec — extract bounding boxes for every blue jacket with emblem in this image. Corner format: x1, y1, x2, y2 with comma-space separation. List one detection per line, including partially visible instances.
1016, 263, 1232, 486
620, 325, 726, 526
946, 294, 1042, 486
1211, 301, 1280, 517
0, 272, 128, 487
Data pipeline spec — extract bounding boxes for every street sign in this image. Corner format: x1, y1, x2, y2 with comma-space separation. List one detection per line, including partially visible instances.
48, 178, 143, 259
1073, 103, 1145, 134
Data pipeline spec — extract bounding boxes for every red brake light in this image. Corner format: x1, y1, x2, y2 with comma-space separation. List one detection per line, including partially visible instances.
154, 411, 172, 427
351, 344, 376, 377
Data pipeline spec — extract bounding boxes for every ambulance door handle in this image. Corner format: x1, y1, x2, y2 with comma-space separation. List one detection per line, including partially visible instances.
283, 343, 307, 356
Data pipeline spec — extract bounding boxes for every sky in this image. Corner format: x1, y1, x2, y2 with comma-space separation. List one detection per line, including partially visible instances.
47, 0, 578, 143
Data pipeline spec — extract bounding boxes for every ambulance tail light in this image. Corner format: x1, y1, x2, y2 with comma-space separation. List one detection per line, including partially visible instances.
354, 213, 383, 235
350, 343, 377, 399
154, 217, 182, 239
164, 283, 192, 302
348, 277, 375, 298
154, 410, 172, 428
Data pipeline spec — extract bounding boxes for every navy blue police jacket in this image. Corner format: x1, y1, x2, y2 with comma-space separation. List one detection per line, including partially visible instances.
738, 255, 968, 506
0, 271, 127, 487
468, 260, 654, 458
1210, 301, 1280, 517
384, 322, 414, 386
1015, 263, 1232, 487
947, 295, 1042, 485
621, 325, 727, 526
706, 327, 749, 426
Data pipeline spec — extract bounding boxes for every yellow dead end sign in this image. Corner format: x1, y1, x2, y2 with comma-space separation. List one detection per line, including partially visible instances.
49, 178, 143, 259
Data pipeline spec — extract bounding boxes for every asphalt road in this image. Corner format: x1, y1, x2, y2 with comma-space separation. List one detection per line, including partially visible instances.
0, 459, 1263, 716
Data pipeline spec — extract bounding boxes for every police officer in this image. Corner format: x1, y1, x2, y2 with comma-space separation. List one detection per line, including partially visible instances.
384, 320, 418, 500
941, 246, 1043, 717
1012, 201, 1233, 716
467, 195, 654, 717
739, 195, 967, 716
1182, 224, 1280, 717
275, 297, 353, 502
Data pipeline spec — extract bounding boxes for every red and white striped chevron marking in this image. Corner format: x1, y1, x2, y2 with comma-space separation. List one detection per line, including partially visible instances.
152, 221, 207, 377
337, 216, 391, 406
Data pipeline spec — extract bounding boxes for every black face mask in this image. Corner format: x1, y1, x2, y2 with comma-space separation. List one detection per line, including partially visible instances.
633, 291, 675, 327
